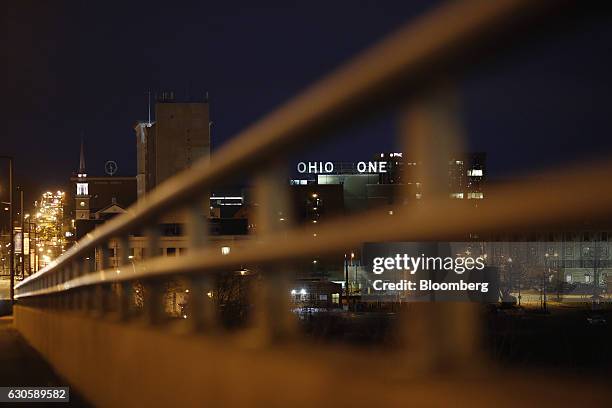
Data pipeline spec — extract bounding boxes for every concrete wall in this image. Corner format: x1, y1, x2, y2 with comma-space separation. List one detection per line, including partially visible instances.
13, 305, 611, 407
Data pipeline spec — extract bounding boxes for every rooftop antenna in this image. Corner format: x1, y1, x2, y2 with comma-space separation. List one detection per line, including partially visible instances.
79, 134, 86, 175
147, 91, 152, 125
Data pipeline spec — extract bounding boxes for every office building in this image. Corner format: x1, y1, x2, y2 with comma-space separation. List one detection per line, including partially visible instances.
134, 93, 210, 198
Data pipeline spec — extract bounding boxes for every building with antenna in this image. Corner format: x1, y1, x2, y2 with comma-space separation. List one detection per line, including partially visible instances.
134, 92, 210, 198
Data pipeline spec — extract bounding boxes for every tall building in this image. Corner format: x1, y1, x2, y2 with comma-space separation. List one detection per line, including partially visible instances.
289, 152, 487, 212
448, 152, 486, 200
135, 94, 210, 198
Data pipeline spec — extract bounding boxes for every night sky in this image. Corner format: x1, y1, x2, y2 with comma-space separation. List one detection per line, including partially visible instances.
2, 1, 612, 204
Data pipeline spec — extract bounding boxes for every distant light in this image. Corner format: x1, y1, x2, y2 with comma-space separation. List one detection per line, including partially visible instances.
311, 193, 318, 198
207, 291, 213, 298
183, 315, 188, 319
185, 289, 189, 293
221, 246, 230, 255
312, 260, 317, 264
128, 255, 134, 259
300, 289, 307, 295
116, 269, 121, 274
388, 210, 393, 215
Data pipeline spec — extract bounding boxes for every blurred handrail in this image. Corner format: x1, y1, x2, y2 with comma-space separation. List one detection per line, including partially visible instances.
16, 159, 612, 298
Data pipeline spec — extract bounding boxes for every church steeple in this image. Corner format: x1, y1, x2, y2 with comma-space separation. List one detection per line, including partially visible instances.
79, 138, 86, 175
75, 138, 90, 220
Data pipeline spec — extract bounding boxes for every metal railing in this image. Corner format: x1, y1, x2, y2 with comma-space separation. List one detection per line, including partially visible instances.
17, 0, 603, 300
11, 0, 612, 405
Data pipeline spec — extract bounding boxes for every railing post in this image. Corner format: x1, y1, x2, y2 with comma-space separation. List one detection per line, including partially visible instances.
143, 225, 165, 324
249, 165, 297, 344
93, 245, 111, 316
398, 84, 481, 373
185, 199, 216, 332
117, 235, 133, 320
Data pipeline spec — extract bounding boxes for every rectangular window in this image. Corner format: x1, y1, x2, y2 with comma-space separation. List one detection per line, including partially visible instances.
76, 183, 88, 196
166, 247, 176, 257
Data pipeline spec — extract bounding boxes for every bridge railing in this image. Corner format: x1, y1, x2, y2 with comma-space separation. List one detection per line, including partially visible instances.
12, 0, 612, 406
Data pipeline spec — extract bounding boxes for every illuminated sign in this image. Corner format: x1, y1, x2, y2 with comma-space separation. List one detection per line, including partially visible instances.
297, 161, 387, 174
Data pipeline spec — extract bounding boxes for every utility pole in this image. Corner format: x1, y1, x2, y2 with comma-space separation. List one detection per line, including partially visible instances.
0, 156, 14, 302
19, 187, 24, 279
344, 254, 349, 311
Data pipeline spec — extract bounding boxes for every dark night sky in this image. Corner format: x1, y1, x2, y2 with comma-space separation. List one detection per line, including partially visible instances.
1, 1, 612, 204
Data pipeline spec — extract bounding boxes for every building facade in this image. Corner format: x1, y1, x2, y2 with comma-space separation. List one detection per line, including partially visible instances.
135, 96, 210, 198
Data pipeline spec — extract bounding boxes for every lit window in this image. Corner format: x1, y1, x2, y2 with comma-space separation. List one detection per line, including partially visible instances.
467, 192, 484, 199
467, 169, 483, 177
450, 193, 464, 199
221, 246, 230, 255
77, 183, 88, 196
79, 201, 86, 207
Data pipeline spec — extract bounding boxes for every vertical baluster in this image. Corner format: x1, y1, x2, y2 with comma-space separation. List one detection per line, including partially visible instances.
94, 244, 111, 316
185, 199, 216, 332
77, 258, 89, 312
118, 235, 132, 320
143, 225, 164, 324
398, 84, 480, 372
63, 265, 71, 310
250, 165, 296, 343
